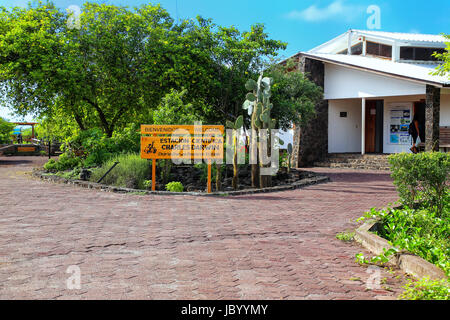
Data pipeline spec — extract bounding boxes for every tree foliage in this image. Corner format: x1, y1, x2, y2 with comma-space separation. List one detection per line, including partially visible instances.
433, 34, 450, 79
0, 116, 14, 143
266, 59, 323, 131
153, 89, 203, 125
0, 1, 286, 136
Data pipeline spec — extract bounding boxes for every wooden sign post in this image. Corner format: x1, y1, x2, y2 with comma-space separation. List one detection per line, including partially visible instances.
207, 160, 212, 193
140, 125, 224, 193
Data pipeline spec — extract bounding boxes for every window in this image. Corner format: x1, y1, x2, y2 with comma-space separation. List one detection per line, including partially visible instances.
366, 41, 392, 58
351, 42, 362, 55
337, 43, 362, 55
400, 47, 446, 61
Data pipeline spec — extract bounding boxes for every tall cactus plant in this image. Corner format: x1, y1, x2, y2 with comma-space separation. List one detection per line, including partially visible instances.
226, 115, 243, 190
243, 74, 278, 188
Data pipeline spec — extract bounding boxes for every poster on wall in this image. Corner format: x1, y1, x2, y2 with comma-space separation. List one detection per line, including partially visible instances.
389, 109, 411, 145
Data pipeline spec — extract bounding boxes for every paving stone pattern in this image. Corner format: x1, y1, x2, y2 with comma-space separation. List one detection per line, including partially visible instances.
0, 157, 407, 300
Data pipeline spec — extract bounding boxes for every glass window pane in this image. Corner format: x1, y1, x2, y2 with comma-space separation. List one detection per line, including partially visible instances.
380, 44, 392, 58
366, 41, 379, 55
400, 47, 414, 60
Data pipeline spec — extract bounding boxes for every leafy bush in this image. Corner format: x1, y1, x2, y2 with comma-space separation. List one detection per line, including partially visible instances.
165, 181, 184, 192
153, 89, 202, 125
143, 180, 152, 190
43, 124, 141, 172
62, 125, 140, 167
0, 117, 14, 144
399, 277, 449, 300
336, 231, 355, 242
56, 168, 81, 180
361, 206, 450, 276
388, 152, 449, 216
43, 153, 81, 172
90, 153, 150, 190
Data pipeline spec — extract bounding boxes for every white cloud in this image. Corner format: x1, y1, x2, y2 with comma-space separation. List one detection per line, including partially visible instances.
287, 0, 364, 23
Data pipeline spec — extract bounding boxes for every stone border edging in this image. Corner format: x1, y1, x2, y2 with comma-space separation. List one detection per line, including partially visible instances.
355, 220, 447, 280
32, 170, 330, 197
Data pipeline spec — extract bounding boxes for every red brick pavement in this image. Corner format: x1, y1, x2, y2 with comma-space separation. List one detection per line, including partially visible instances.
0, 156, 407, 300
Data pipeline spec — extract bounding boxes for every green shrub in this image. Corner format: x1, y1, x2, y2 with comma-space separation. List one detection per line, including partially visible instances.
388, 152, 449, 216
90, 153, 150, 190
43, 153, 81, 172
0, 117, 14, 144
143, 180, 152, 190
336, 231, 355, 242
361, 206, 450, 276
399, 277, 450, 300
60, 124, 140, 168
165, 181, 184, 192
56, 168, 81, 180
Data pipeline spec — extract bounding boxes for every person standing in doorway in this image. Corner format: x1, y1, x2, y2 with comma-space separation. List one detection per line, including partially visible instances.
410, 103, 425, 153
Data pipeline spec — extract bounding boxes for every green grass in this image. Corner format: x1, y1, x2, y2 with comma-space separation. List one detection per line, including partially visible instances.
399, 277, 450, 300
336, 231, 355, 242
90, 153, 150, 190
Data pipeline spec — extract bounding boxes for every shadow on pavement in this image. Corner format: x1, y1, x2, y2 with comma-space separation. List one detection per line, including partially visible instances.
0, 158, 33, 166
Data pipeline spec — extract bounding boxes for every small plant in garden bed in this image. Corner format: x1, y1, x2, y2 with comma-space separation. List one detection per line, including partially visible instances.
89, 153, 150, 190
355, 152, 450, 278
165, 182, 184, 192
359, 206, 450, 276
353, 151, 449, 300
336, 231, 355, 242
399, 277, 449, 300
44, 154, 81, 172
143, 180, 152, 190
56, 168, 81, 180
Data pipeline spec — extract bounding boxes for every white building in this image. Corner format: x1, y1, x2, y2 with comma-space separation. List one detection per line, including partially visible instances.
286, 30, 449, 166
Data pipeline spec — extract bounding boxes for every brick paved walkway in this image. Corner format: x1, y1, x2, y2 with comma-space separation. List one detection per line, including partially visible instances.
0, 156, 407, 300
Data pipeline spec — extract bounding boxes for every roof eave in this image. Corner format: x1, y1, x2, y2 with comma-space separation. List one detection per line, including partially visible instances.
300, 52, 447, 88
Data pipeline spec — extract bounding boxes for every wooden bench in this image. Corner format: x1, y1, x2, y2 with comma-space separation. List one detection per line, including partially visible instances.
417, 126, 450, 152
440, 127, 450, 152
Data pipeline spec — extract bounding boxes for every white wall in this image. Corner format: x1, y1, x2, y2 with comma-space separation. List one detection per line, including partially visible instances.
441, 93, 450, 126
324, 64, 426, 100
328, 99, 362, 153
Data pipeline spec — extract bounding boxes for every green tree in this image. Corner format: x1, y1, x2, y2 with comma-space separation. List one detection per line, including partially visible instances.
153, 89, 205, 125
266, 59, 323, 131
0, 117, 14, 143
433, 34, 450, 79
0, 2, 286, 136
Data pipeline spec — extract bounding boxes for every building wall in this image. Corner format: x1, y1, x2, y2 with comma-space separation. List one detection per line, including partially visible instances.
440, 93, 450, 126
293, 56, 328, 167
324, 64, 426, 99
328, 99, 362, 153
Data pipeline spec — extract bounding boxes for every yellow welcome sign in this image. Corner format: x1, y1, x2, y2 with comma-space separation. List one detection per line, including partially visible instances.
140, 125, 224, 193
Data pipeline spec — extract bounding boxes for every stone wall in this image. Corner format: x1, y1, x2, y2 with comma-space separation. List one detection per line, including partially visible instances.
425, 85, 440, 151
291, 55, 328, 167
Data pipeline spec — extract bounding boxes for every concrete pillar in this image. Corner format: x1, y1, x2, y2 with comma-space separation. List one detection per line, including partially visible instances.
361, 98, 366, 155
425, 85, 440, 151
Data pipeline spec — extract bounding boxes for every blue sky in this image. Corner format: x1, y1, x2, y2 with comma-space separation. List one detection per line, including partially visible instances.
1, 0, 449, 121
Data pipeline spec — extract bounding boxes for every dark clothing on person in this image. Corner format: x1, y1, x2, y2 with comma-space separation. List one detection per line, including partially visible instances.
414, 112, 425, 142
411, 107, 425, 144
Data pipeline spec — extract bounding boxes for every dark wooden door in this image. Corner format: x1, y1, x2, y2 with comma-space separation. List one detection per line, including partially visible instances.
365, 101, 377, 153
